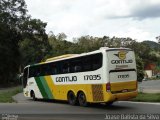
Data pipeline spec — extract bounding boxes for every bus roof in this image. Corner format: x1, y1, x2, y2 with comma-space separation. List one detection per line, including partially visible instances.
46, 54, 78, 62
26, 47, 132, 68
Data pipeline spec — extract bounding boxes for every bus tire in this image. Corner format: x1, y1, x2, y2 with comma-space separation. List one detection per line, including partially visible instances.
31, 91, 37, 101
78, 92, 88, 107
105, 101, 114, 106
67, 91, 77, 105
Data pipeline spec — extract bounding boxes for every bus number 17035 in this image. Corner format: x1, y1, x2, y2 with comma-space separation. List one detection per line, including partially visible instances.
84, 74, 101, 81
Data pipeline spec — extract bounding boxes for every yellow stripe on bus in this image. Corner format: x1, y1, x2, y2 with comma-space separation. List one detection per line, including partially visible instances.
44, 76, 56, 98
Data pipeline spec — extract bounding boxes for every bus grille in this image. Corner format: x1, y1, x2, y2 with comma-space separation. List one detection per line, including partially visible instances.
92, 84, 104, 101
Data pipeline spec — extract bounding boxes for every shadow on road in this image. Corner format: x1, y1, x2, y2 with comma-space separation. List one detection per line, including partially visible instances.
32, 98, 133, 111
89, 103, 132, 110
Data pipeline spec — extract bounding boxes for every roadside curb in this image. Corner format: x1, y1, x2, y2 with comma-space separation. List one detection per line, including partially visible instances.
12, 93, 35, 103
138, 80, 160, 93
119, 101, 160, 105
12, 93, 19, 103
12, 93, 26, 103
138, 88, 160, 93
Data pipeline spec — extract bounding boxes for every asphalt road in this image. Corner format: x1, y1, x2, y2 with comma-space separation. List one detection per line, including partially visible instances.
0, 92, 159, 120
0, 80, 160, 120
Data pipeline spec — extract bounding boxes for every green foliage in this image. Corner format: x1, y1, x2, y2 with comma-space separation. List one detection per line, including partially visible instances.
136, 55, 144, 82
143, 41, 160, 51
131, 93, 160, 102
0, 0, 27, 28
0, 0, 49, 86
0, 0, 27, 86
19, 19, 50, 66
47, 33, 75, 57
0, 86, 22, 103
0, 25, 21, 85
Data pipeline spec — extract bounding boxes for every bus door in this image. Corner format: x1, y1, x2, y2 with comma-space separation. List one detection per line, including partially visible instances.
107, 49, 137, 93
23, 67, 29, 96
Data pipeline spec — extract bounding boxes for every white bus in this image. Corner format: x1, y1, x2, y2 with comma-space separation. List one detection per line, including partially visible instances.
23, 47, 138, 106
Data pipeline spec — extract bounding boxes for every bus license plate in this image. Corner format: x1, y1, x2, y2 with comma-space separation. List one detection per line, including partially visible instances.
122, 89, 128, 93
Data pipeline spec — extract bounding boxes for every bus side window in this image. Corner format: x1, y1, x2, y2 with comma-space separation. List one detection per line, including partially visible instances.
70, 58, 82, 73
75, 65, 81, 72
50, 63, 58, 75
40, 65, 43, 76
45, 65, 50, 75
36, 66, 41, 77
29, 66, 39, 77
92, 54, 102, 70
46, 63, 55, 75
42, 64, 52, 76
29, 67, 33, 78
62, 62, 70, 73
83, 56, 92, 71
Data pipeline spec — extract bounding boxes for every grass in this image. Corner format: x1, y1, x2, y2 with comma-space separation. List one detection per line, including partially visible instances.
147, 77, 160, 80
0, 86, 22, 103
131, 92, 160, 102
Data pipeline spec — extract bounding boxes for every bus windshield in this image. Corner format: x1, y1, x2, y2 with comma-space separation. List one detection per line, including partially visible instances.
23, 67, 28, 88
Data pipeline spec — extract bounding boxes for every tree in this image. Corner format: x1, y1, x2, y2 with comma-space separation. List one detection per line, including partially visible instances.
73, 35, 102, 53
136, 55, 144, 82
47, 33, 74, 57
0, 0, 49, 86
19, 18, 50, 66
156, 36, 160, 44
0, 0, 27, 86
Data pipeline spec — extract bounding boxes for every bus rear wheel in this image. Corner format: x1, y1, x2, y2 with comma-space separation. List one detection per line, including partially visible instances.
67, 91, 77, 105
105, 101, 114, 106
78, 92, 88, 107
31, 91, 37, 101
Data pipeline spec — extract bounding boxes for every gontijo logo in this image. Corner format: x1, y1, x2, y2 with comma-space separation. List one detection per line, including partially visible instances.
111, 51, 133, 64
114, 51, 128, 60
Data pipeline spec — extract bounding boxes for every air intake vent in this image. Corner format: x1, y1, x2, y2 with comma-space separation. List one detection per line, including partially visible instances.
92, 84, 104, 101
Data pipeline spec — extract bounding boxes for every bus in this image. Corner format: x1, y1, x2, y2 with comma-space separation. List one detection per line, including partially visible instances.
22, 47, 138, 106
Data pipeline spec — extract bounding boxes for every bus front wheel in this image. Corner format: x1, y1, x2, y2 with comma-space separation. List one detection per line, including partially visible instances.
67, 91, 77, 105
31, 91, 37, 101
78, 92, 88, 107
